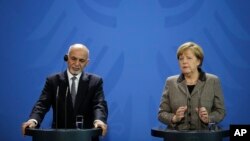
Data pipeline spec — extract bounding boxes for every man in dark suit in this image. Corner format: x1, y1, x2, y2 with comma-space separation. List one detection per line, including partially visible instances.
22, 43, 108, 138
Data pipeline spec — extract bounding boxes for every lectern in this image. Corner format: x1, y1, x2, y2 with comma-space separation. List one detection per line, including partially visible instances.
25, 128, 102, 141
151, 127, 229, 141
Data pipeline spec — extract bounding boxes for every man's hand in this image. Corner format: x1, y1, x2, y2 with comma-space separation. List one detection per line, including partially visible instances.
21, 119, 37, 136
94, 120, 107, 136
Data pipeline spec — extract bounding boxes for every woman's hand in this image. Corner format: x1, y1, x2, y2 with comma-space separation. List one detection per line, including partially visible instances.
172, 106, 187, 123
196, 107, 209, 124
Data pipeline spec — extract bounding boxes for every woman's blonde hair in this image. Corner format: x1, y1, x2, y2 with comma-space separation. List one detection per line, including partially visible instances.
177, 42, 204, 67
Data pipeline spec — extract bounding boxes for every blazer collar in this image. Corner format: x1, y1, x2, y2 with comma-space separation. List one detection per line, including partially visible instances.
177, 68, 207, 83
177, 68, 207, 96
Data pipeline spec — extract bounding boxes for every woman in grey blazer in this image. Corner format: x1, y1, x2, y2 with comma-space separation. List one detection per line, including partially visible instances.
158, 42, 225, 130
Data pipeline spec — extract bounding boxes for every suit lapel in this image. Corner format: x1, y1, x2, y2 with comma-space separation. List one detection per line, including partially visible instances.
74, 73, 89, 112
58, 72, 74, 128
191, 80, 205, 96
178, 81, 189, 97
58, 72, 70, 99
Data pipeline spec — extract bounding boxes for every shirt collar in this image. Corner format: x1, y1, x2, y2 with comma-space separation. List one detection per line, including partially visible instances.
67, 69, 82, 80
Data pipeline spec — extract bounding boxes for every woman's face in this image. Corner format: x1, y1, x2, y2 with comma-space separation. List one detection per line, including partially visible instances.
178, 49, 200, 75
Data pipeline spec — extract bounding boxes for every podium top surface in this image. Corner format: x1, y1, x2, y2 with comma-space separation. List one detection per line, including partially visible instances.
25, 128, 102, 136
151, 127, 230, 138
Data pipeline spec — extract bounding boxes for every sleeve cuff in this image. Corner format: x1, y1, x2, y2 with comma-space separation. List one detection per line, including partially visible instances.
28, 119, 38, 126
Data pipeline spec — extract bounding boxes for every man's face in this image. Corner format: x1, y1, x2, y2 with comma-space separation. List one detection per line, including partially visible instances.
67, 47, 89, 75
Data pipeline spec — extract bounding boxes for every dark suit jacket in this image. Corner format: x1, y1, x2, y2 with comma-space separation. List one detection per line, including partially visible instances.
29, 71, 108, 129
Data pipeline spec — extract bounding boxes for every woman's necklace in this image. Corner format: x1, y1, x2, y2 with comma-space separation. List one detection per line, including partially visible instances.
185, 71, 199, 85
185, 80, 197, 85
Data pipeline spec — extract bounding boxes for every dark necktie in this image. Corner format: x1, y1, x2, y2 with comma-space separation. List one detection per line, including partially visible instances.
71, 76, 77, 107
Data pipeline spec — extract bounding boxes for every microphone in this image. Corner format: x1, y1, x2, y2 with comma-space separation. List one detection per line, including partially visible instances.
56, 86, 59, 129
64, 87, 68, 129
186, 95, 190, 128
197, 90, 202, 130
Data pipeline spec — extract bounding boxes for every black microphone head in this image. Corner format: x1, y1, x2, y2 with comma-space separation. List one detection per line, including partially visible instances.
64, 54, 68, 62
